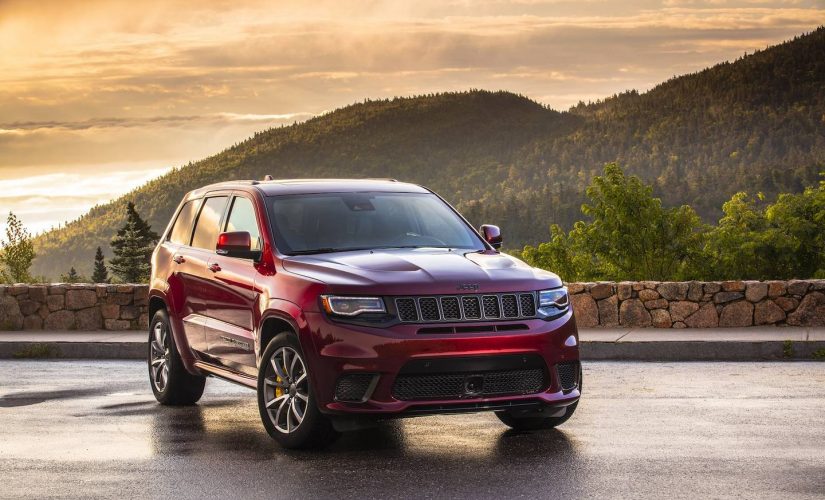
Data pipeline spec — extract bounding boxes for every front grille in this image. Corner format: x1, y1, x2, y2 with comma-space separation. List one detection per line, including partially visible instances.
392, 368, 545, 401
396, 298, 418, 322
394, 292, 537, 323
557, 362, 580, 392
334, 373, 376, 402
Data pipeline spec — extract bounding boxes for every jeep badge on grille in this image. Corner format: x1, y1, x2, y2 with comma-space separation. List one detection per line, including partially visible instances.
456, 283, 480, 291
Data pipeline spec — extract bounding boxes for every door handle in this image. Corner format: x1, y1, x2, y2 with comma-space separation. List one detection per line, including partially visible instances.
172, 255, 185, 264
208, 263, 221, 273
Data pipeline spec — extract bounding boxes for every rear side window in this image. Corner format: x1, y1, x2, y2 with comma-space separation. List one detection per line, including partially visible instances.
168, 200, 199, 245
191, 196, 228, 250
225, 196, 262, 251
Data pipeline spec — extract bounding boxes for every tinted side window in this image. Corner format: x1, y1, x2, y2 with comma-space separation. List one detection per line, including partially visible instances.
168, 200, 199, 245
225, 197, 262, 251
191, 197, 228, 250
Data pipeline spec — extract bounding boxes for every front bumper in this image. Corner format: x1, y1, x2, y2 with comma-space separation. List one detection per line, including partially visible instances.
299, 309, 581, 416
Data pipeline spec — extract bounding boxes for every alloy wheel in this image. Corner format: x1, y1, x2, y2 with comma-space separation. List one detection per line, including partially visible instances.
263, 347, 309, 434
149, 321, 170, 392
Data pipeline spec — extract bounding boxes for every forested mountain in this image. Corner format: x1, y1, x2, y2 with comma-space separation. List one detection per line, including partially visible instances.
31, 27, 825, 279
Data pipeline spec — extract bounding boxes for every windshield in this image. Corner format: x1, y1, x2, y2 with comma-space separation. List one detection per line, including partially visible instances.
267, 192, 486, 255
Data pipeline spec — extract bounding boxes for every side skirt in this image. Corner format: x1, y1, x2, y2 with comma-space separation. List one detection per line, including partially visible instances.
193, 361, 257, 389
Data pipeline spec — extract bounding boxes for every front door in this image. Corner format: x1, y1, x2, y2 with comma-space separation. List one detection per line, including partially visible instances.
205, 194, 262, 374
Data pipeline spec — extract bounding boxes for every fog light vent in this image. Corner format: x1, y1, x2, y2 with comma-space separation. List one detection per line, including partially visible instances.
556, 362, 580, 392
334, 373, 376, 402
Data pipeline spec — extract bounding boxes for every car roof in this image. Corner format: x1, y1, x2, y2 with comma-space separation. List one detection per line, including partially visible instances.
188, 178, 430, 198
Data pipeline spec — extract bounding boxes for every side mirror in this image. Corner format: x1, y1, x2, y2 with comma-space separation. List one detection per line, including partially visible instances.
480, 224, 502, 249
216, 231, 261, 261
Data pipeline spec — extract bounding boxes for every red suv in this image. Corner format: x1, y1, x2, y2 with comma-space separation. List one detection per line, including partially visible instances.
148, 179, 580, 448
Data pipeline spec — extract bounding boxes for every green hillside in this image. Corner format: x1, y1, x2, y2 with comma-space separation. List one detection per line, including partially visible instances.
32, 27, 825, 279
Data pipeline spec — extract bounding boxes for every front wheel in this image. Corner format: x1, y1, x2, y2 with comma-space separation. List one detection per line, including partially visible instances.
148, 309, 206, 405
257, 333, 339, 449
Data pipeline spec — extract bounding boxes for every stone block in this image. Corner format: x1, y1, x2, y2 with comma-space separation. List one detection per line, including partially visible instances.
138, 313, 149, 329
590, 283, 613, 300
46, 294, 65, 311
721, 281, 746, 292
597, 296, 619, 327
643, 299, 668, 310
687, 281, 703, 302
48, 285, 67, 295
787, 292, 825, 327
704, 282, 722, 294
19, 300, 40, 316
719, 301, 753, 327
638, 289, 660, 301
745, 282, 768, 303
75, 307, 102, 330
787, 280, 810, 296
672, 321, 687, 329
66, 289, 97, 310
657, 282, 689, 301
767, 281, 786, 297
566, 283, 585, 294
8, 285, 27, 295
101, 304, 120, 319
714, 291, 744, 304
669, 301, 699, 322
120, 306, 140, 320
754, 300, 785, 325
23, 315, 43, 330
620, 299, 651, 327
650, 308, 672, 328
684, 303, 718, 328
44, 310, 75, 330
617, 282, 633, 301
774, 297, 798, 312
28, 286, 47, 301
571, 293, 598, 327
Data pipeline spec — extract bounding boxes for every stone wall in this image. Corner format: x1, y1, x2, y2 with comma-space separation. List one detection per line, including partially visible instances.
567, 280, 825, 328
0, 284, 149, 331
0, 280, 823, 331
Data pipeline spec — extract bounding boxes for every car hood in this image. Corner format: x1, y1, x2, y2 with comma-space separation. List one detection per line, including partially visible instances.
281, 248, 562, 295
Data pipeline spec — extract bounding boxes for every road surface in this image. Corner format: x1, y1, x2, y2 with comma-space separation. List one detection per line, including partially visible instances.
1, 360, 824, 499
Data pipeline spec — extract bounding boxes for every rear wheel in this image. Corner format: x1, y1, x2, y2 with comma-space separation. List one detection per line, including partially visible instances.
257, 333, 339, 449
148, 309, 206, 405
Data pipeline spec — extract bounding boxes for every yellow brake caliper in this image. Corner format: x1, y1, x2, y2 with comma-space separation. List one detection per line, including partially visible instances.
275, 374, 284, 397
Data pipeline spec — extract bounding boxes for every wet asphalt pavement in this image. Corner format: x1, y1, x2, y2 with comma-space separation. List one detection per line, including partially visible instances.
1, 361, 824, 499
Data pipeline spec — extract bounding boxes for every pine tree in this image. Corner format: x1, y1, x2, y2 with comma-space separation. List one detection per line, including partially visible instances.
92, 246, 109, 283
0, 212, 36, 283
110, 202, 158, 283
60, 267, 85, 283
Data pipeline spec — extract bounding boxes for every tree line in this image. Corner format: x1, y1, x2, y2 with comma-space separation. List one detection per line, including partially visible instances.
0, 202, 158, 284
516, 163, 825, 281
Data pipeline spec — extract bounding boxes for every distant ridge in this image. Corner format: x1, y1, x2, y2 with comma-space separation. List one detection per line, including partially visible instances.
32, 27, 825, 279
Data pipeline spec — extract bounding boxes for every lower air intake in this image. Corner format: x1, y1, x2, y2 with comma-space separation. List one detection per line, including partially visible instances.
556, 362, 580, 392
392, 369, 544, 401
334, 373, 376, 402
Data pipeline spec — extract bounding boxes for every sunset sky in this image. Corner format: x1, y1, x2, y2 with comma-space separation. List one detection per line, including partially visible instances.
1, 0, 823, 235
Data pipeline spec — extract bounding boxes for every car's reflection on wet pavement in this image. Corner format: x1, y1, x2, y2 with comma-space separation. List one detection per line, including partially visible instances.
1, 360, 824, 499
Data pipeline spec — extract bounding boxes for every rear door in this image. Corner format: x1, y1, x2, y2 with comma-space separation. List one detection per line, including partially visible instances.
181, 194, 230, 353
205, 193, 262, 374
162, 198, 210, 353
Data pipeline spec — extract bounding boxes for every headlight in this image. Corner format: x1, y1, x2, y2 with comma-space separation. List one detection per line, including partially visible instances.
538, 287, 569, 313
321, 295, 386, 316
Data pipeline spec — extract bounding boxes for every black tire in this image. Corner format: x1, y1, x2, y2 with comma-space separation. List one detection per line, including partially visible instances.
257, 332, 339, 449
148, 309, 206, 405
496, 364, 582, 431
